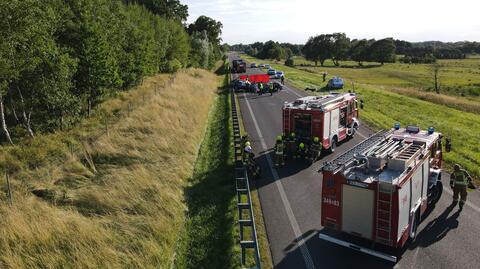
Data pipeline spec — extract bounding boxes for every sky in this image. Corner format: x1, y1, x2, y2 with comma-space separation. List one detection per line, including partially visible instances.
183, 0, 480, 44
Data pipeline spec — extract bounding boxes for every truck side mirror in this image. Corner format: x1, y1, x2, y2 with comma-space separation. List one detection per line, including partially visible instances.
445, 137, 452, 152
360, 99, 364, 109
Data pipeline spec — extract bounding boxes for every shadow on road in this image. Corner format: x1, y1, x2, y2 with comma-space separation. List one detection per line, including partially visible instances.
410, 203, 460, 249
276, 229, 395, 269
253, 150, 313, 189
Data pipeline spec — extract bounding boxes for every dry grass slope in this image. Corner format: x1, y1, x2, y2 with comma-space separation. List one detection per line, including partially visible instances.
0, 69, 217, 268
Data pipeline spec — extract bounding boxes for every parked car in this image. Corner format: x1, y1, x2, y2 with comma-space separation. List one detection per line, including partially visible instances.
267, 69, 276, 76
250, 63, 257, 68
275, 71, 284, 79
265, 64, 271, 69
258, 63, 265, 68
231, 79, 250, 91
327, 77, 344, 89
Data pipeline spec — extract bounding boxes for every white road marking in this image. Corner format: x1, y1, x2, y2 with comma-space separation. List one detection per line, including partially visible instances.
242, 92, 316, 269
442, 186, 480, 213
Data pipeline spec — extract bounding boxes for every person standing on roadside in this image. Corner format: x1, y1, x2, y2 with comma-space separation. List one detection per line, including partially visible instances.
450, 164, 473, 211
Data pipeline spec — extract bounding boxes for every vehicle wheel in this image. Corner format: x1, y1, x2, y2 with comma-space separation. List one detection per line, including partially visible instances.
409, 211, 419, 243
329, 137, 337, 153
433, 181, 443, 204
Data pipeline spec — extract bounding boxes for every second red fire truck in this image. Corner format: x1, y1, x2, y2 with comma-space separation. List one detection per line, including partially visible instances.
319, 125, 448, 262
282, 92, 360, 152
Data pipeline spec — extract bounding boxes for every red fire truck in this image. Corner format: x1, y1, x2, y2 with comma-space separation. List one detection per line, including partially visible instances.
319, 125, 448, 262
283, 93, 359, 151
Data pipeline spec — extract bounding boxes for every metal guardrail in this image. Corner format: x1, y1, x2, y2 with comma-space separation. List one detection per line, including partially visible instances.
230, 72, 262, 269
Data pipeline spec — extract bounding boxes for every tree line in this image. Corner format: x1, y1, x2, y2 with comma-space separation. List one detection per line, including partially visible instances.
227, 35, 480, 66
0, 0, 223, 144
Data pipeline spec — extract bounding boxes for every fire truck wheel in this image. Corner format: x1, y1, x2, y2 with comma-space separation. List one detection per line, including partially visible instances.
409, 210, 420, 243
329, 137, 337, 153
432, 181, 443, 204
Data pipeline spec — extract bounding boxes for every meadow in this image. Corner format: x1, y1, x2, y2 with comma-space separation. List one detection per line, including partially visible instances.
243, 55, 480, 180
289, 56, 480, 99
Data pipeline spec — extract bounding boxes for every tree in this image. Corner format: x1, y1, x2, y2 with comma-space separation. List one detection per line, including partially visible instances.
187, 16, 223, 69
302, 35, 334, 66
331, 33, 350, 66
190, 31, 211, 68
270, 46, 285, 61
368, 38, 396, 65
188, 16, 223, 45
0, 0, 55, 143
125, 0, 188, 21
432, 63, 442, 94
285, 58, 295, 67
349, 39, 370, 66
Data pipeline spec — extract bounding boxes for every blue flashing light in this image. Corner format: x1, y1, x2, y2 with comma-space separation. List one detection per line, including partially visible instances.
428, 127, 435, 135
394, 123, 401, 130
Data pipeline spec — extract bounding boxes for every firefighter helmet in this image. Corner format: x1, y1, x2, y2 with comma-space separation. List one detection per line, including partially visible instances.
277, 135, 282, 141
245, 141, 251, 147
299, 143, 305, 149
313, 137, 319, 143
290, 132, 296, 138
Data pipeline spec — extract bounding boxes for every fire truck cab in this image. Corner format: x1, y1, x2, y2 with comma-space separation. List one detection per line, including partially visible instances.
319, 125, 445, 262
283, 93, 359, 151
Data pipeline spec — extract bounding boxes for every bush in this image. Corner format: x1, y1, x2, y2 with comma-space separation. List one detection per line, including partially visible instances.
167, 58, 183, 73
285, 58, 295, 67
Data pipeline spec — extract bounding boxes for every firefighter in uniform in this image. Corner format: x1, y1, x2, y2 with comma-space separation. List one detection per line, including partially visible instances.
269, 82, 274, 96
286, 132, 297, 159
450, 164, 473, 211
244, 141, 260, 178
297, 142, 308, 160
309, 136, 321, 163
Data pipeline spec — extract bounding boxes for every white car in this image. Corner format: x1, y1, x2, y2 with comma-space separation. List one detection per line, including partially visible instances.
275, 71, 284, 79
258, 63, 265, 68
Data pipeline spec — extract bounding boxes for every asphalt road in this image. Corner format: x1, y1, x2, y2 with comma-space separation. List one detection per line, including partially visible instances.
229, 54, 480, 269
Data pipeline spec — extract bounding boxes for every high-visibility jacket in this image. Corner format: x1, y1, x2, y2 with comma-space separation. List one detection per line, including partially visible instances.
275, 142, 284, 154
452, 170, 469, 187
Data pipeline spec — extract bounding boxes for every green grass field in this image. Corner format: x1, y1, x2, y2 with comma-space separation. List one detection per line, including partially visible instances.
243, 55, 480, 180
286, 56, 480, 99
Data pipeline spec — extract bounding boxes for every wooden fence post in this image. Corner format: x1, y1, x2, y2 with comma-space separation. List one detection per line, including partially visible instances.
6, 172, 12, 205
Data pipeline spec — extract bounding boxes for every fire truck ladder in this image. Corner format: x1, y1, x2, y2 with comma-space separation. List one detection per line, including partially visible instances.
376, 180, 394, 246
320, 130, 391, 172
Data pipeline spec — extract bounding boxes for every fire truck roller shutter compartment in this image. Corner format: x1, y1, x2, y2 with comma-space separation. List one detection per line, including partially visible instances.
323, 111, 330, 144
342, 184, 375, 240
294, 113, 312, 140
331, 108, 340, 139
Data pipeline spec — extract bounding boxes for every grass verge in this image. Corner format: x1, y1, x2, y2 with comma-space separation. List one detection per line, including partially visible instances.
174, 64, 240, 268
0, 69, 217, 268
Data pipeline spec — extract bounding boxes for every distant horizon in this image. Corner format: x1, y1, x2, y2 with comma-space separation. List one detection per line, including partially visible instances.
183, 0, 480, 44
223, 39, 480, 46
